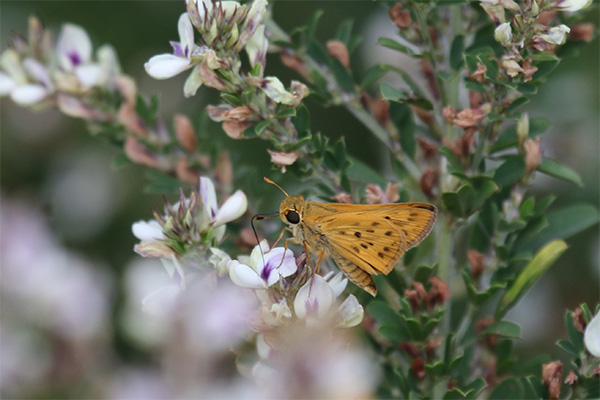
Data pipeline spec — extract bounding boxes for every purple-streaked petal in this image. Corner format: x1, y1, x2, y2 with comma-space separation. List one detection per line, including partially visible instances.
10, 84, 48, 105
213, 190, 247, 226
250, 240, 271, 269
294, 275, 334, 320
199, 176, 218, 221
228, 260, 267, 289
160, 255, 185, 288
144, 54, 192, 79
57, 24, 92, 71
177, 13, 195, 58
75, 64, 105, 88
132, 220, 164, 242
337, 295, 364, 328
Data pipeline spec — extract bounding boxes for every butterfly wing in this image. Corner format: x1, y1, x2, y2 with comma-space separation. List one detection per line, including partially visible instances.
304, 202, 437, 296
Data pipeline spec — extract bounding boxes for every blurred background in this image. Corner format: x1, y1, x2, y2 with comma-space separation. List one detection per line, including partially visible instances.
1, 1, 598, 397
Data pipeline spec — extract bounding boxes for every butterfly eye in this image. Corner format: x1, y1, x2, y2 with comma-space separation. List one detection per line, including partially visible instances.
285, 210, 300, 224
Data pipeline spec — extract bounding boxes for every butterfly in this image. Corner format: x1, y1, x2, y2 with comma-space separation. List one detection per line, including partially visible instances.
264, 178, 437, 296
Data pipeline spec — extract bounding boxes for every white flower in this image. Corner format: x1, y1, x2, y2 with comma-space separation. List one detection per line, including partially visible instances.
540, 24, 571, 45
294, 274, 336, 321
245, 24, 268, 70
337, 295, 364, 328
57, 24, 106, 88
584, 311, 600, 357
199, 176, 247, 241
262, 77, 296, 105
494, 22, 513, 44
0, 50, 52, 105
228, 240, 296, 289
552, 0, 592, 12
144, 13, 207, 80
323, 271, 348, 297
209, 247, 232, 276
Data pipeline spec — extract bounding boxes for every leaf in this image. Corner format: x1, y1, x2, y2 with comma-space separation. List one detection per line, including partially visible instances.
497, 240, 568, 316
346, 156, 386, 185
505, 97, 530, 114
330, 58, 356, 94
440, 147, 465, 176
389, 102, 416, 159
274, 108, 296, 119
367, 301, 403, 325
378, 37, 420, 57
529, 118, 551, 137
413, 265, 434, 284
556, 339, 579, 357
360, 65, 387, 91
520, 204, 599, 251
112, 153, 132, 169
493, 156, 525, 189
470, 176, 499, 209
335, 19, 353, 45
380, 82, 406, 102
490, 126, 517, 153
565, 310, 585, 353
380, 324, 413, 342
483, 321, 522, 338
450, 35, 465, 70
537, 157, 583, 186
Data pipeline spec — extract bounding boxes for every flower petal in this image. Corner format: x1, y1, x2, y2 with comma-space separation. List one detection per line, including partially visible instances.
57, 24, 92, 71
144, 54, 192, 79
228, 260, 267, 289
177, 13, 195, 59
75, 64, 105, 87
199, 176, 218, 221
141, 284, 182, 316
294, 275, 334, 320
213, 190, 247, 226
10, 84, 48, 105
337, 295, 364, 328
584, 311, 600, 357
0, 72, 16, 95
326, 272, 348, 297
183, 65, 203, 97
132, 220, 164, 242
262, 76, 296, 105
23, 58, 53, 89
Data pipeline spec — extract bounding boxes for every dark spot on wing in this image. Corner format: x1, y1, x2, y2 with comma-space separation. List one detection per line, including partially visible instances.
385, 231, 393, 236
353, 246, 360, 253
339, 231, 345, 235
372, 222, 380, 226
366, 229, 374, 233
378, 252, 384, 259
368, 242, 373, 246
354, 232, 361, 238
410, 212, 418, 217
384, 246, 390, 252
361, 244, 368, 249
384, 216, 391, 220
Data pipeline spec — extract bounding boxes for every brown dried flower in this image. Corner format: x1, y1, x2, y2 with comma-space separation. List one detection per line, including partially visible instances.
542, 361, 563, 400
326, 40, 350, 68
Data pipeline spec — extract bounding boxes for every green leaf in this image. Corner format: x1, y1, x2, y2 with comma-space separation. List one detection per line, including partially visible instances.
144, 171, 183, 195
307, 40, 330, 65
465, 81, 485, 93
406, 318, 423, 341
465, 54, 479, 73
462, 269, 506, 305
505, 97, 530, 114
556, 339, 579, 357
274, 108, 296, 119
533, 59, 560, 80
480, 56, 499, 81
490, 126, 517, 153
483, 321, 522, 339
220, 92, 242, 106
443, 388, 467, 400
493, 156, 525, 189
529, 118, 551, 137
565, 310, 585, 353
347, 156, 386, 185
470, 176, 499, 209
378, 37, 420, 57
380, 324, 413, 341
519, 197, 535, 220
367, 301, 403, 325
521, 204, 599, 251
255, 119, 273, 135
518, 83, 537, 95
537, 157, 583, 186
440, 147, 465, 176
442, 192, 463, 218
330, 58, 356, 94
294, 104, 311, 137
380, 82, 406, 102
469, 202, 495, 252
335, 19, 353, 45
389, 102, 416, 159
112, 153, 132, 169
305, 9, 324, 39
380, 64, 427, 98
450, 35, 465, 70
497, 240, 568, 316
360, 65, 387, 91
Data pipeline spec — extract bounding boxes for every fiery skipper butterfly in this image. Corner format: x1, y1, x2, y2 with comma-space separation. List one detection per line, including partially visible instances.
264, 178, 437, 296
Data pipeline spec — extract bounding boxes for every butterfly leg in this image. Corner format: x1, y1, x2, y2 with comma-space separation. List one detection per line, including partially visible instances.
331, 253, 377, 297
307, 245, 326, 296
266, 227, 293, 253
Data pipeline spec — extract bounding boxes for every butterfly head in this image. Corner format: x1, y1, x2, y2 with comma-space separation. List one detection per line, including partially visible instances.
279, 195, 304, 226
263, 177, 305, 226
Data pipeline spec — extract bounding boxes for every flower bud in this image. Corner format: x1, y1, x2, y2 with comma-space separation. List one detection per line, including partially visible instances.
494, 22, 513, 44
326, 40, 350, 68
517, 112, 529, 146
174, 114, 198, 152
540, 24, 571, 45
552, 0, 592, 12
542, 361, 563, 400
524, 137, 542, 172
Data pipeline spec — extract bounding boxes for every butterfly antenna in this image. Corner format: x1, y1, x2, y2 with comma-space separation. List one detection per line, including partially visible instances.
264, 177, 289, 197
251, 211, 280, 269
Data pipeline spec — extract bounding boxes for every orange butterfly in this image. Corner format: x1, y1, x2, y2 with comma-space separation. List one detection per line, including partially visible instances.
265, 178, 437, 296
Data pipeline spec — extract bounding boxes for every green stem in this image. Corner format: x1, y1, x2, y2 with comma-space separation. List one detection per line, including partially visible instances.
436, 213, 453, 332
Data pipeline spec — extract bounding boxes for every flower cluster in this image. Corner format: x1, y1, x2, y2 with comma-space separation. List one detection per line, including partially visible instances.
0, 17, 121, 110
144, 0, 309, 170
